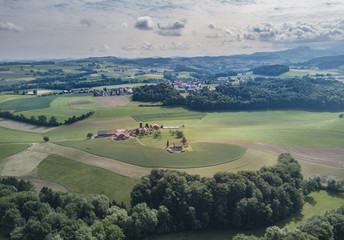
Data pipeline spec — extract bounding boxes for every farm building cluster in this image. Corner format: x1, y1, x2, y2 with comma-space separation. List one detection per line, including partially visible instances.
96, 122, 185, 152
96, 122, 179, 140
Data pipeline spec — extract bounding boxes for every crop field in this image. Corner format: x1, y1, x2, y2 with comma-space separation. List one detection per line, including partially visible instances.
96, 96, 130, 107
56, 138, 247, 168
13, 95, 94, 122
0, 118, 56, 133
0, 95, 57, 112
37, 154, 138, 207
0, 144, 29, 162
0, 94, 33, 103
152, 190, 344, 240
0, 127, 43, 143
69, 95, 100, 109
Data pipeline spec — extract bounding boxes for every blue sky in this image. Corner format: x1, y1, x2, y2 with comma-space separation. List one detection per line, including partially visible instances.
1, 0, 344, 60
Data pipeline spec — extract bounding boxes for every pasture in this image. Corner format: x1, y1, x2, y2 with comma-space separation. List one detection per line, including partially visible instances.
37, 154, 139, 207
56, 138, 247, 168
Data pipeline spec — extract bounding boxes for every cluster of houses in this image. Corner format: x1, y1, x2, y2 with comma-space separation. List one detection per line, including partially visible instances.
173, 80, 207, 93
92, 87, 133, 96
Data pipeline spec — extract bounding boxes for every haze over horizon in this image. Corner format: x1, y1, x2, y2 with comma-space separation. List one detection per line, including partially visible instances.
1, 0, 344, 60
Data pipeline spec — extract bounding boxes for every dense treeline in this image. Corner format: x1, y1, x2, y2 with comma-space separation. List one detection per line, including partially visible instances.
131, 153, 304, 231
0, 77, 159, 92
234, 206, 344, 240
132, 83, 185, 105
252, 65, 289, 76
0, 110, 94, 127
186, 77, 344, 110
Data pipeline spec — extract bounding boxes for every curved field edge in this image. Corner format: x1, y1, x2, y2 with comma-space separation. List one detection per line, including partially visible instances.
36, 154, 138, 207
54, 138, 247, 168
151, 190, 344, 240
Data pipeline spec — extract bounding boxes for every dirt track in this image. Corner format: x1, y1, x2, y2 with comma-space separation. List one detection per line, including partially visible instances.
96, 96, 130, 107
191, 140, 344, 168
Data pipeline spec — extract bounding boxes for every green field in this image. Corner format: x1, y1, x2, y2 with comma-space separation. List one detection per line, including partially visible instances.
0, 144, 29, 162
151, 190, 344, 240
0, 127, 43, 143
0, 95, 57, 112
56, 138, 247, 168
36, 154, 138, 207
281, 190, 344, 229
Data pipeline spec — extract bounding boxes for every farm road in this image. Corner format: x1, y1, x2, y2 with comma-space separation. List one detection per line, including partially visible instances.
191, 140, 344, 168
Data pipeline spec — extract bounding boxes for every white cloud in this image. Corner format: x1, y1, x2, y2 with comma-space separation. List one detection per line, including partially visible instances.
0, 22, 23, 32
156, 20, 187, 36
134, 16, 154, 30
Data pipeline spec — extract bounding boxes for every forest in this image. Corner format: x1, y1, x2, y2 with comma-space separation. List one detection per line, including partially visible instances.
132, 83, 185, 105
186, 77, 344, 110
252, 65, 289, 76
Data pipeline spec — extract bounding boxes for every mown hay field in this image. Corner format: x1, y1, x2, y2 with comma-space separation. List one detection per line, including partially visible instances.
56, 138, 247, 168
37, 154, 139, 207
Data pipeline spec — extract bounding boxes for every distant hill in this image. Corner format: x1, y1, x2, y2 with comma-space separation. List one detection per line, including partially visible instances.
304, 55, 344, 69
65, 46, 325, 73
3, 46, 340, 73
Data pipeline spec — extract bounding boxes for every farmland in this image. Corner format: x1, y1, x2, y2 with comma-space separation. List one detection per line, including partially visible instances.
56, 139, 247, 168
37, 154, 138, 207
0, 60, 344, 240
0, 144, 29, 162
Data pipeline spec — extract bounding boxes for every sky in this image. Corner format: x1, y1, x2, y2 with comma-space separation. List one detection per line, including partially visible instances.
1, 0, 344, 60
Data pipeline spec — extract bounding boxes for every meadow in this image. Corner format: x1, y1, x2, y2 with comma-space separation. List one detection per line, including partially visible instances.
36, 154, 138, 207
56, 138, 247, 168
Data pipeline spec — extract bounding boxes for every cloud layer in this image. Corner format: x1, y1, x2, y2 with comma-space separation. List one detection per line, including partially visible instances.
1, 0, 344, 59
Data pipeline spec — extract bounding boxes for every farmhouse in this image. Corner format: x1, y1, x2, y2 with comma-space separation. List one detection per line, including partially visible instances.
97, 129, 130, 140
172, 142, 184, 151
112, 130, 130, 140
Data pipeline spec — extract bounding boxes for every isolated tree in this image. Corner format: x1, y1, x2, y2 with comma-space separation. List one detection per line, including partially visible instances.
181, 137, 187, 145
339, 113, 344, 119
33, 90, 37, 95
145, 123, 149, 128
166, 140, 170, 148
176, 130, 184, 138
43, 136, 49, 142
87, 133, 93, 139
